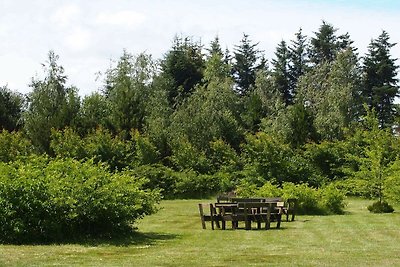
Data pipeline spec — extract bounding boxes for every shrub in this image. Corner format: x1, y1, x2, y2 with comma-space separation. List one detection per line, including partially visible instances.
0, 130, 33, 162
281, 183, 323, 215
173, 170, 223, 198
332, 179, 374, 198
320, 184, 347, 214
367, 201, 394, 213
0, 156, 160, 243
236, 181, 347, 215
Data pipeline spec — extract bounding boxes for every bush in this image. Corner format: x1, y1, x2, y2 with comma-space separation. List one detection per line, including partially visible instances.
236, 181, 347, 215
320, 184, 347, 214
0, 156, 160, 243
0, 130, 33, 162
281, 183, 323, 215
173, 170, 223, 198
367, 201, 394, 213
332, 179, 374, 198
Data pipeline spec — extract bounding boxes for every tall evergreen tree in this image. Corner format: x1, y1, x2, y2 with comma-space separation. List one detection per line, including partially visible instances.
288, 28, 309, 99
232, 33, 264, 96
204, 38, 232, 83
159, 35, 205, 107
363, 31, 399, 127
206, 36, 224, 58
271, 40, 291, 105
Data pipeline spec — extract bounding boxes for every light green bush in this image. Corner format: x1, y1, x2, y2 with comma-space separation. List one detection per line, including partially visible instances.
0, 156, 160, 243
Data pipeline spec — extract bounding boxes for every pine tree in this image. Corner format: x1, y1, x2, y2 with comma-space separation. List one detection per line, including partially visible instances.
232, 33, 264, 96
363, 31, 399, 127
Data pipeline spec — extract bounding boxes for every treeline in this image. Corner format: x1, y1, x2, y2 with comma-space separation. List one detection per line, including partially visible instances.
1, 21, 400, 208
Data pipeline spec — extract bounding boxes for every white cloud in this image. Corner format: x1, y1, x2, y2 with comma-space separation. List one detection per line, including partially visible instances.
51, 4, 81, 28
64, 28, 92, 52
95, 10, 145, 27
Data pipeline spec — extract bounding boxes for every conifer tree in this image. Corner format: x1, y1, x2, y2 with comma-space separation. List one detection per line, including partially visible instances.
362, 31, 399, 127
288, 28, 309, 99
232, 33, 264, 95
160, 35, 204, 107
271, 40, 291, 105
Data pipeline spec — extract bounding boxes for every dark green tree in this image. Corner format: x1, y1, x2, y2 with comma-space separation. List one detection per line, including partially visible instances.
24, 51, 80, 153
271, 40, 291, 105
206, 36, 224, 58
104, 51, 156, 134
232, 33, 264, 95
362, 31, 399, 127
204, 38, 232, 83
159, 35, 205, 107
288, 28, 309, 99
309, 21, 354, 65
79, 92, 111, 133
0, 85, 24, 131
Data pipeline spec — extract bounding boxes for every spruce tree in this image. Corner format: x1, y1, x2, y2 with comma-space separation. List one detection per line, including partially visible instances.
271, 40, 291, 105
160, 35, 204, 107
288, 28, 309, 99
363, 31, 399, 127
232, 33, 264, 96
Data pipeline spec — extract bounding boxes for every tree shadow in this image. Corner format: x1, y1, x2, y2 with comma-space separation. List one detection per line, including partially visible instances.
1, 230, 179, 247
78, 231, 180, 247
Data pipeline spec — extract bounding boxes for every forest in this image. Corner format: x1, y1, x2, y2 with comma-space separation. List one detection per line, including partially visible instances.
0, 21, 399, 242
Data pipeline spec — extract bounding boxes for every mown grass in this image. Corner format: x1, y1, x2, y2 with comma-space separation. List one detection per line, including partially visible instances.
1, 198, 400, 266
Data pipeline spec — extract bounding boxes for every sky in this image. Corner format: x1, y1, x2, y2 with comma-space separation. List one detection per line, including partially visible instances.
1, 0, 399, 96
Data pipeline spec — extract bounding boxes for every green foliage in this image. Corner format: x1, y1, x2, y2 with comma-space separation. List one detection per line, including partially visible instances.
207, 139, 241, 173
24, 51, 80, 153
79, 92, 111, 133
233, 33, 265, 95
160, 35, 205, 107
271, 40, 292, 105
241, 132, 322, 186
266, 103, 316, 148
309, 21, 353, 65
319, 183, 347, 214
384, 159, 400, 204
362, 31, 399, 127
169, 136, 211, 173
367, 201, 394, 213
332, 179, 374, 198
173, 170, 224, 198
51, 128, 160, 171
172, 77, 242, 149
297, 48, 360, 140
236, 181, 346, 215
0, 130, 33, 162
0, 86, 24, 131
345, 107, 400, 202
304, 140, 348, 180
104, 51, 156, 133
0, 156, 160, 243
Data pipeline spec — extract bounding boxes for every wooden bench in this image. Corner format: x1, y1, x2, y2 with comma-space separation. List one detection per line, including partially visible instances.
198, 203, 222, 230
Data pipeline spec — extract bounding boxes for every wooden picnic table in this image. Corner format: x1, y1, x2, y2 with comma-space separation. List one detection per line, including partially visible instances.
199, 197, 296, 230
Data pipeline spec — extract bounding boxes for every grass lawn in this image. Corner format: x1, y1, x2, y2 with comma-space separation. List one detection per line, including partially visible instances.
1, 198, 400, 266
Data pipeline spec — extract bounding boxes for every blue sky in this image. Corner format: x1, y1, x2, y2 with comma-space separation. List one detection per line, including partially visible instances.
1, 0, 399, 95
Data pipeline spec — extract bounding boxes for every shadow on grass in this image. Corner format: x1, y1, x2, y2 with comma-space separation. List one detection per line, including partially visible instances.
78, 231, 179, 247
1, 230, 179, 247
